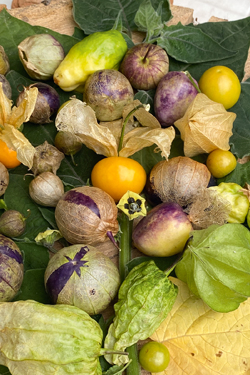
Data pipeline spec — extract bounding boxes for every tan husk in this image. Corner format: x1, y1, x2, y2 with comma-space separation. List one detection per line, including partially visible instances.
0, 162, 9, 197
55, 186, 119, 245
0, 83, 38, 169
149, 156, 211, 207
31, 141, 65, 176
29, 172, 65, 207
174, 93, 236, 157
55, 98, 175, 160
187, 188, 232, 229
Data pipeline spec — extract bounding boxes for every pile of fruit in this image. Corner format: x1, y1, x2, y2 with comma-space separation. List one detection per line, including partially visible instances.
0, 1, 250, 374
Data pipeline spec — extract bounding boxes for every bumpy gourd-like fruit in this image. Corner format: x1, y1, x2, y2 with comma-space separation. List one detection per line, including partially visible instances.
53, 30, 127, 92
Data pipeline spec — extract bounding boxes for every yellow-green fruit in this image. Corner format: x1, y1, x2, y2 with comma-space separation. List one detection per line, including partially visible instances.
53, 30, 127, 92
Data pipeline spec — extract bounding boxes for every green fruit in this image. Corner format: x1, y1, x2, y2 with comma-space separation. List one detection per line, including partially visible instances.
53, 30, 127, 92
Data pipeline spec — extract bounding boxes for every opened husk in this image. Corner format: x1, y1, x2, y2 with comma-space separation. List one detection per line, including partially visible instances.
174, 93, 236, 157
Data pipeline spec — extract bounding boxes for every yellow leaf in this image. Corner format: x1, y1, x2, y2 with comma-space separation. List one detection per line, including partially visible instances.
151, 277, 250, 375
174, 93, 236, 157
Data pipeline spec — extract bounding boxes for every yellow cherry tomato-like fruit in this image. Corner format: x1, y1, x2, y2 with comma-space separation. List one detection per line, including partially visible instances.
139, 341, 170, 373
0, 139, 21, 169
198, 65, 241, 109
91, 156, 147, 202
206, 149, 237, 178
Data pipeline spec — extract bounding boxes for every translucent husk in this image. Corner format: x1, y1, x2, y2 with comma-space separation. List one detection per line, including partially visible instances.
55, 98, 175, 160
174, 93, 236, 157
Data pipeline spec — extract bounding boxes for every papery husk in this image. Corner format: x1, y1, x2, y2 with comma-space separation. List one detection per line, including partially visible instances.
174, 93, 236, 157
148, 156, 211, 207
31, 141, 65, 175
55, 186, 119, 245
0, 162, 9, 197
55, 97, 175, 160
55, 98, 118, 157
0, 83, 38, 169
187, 187, 232, 229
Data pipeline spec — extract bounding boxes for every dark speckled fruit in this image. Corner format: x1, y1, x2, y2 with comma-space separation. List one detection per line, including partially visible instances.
154, 71, 198, 127
132, 202, 192, 257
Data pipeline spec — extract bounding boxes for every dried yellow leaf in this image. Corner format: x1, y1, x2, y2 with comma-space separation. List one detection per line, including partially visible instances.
151, 277, 250, 375
174, 93, 236, 157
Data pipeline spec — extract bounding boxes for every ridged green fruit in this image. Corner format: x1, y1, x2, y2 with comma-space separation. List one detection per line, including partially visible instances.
53, 30, 127, 92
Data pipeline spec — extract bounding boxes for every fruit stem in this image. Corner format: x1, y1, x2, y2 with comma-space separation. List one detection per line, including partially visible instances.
119, 212, 141, 375
184, 71, 201, 93
118, 104, 144, 155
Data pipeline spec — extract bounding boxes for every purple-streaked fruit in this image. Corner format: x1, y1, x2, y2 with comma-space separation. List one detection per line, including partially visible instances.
154, 71, 199, 127
83, 69, 134, 121
119, 43, 169, 90
55, 186, 119, 246
16, 82, 60, 124
44, 244, 120, 315
132, 202, 192, 257
0, 234, 24, 301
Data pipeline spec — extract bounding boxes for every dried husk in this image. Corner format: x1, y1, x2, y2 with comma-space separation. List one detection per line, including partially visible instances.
55, 98, 175, 160
0, 209, 26, 238
0, 162, 9, 197
187, 188, 232, 229
0, 46, 10, 75
29, 172, 65, 207
55, 186, 119, 246
31, 141, 65, 176
0, 83, 38, 169
174, 93, 236, 157
148, 156, 211, 208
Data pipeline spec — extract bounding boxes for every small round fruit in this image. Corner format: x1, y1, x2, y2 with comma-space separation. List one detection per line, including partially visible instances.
91, 156, 147, 202
198, 66, 241, 109
206, 149, 237, 178
139, 341, 170, 373
0, 139, 21, 169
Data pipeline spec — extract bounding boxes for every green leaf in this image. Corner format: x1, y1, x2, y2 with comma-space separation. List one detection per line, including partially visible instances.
179, 17, 250, 82
134, 89, 155, 114
229, 79, 250, 158
17, 242, 50, 271
134, 0, 164, 42
0, 365, 10, 375
72, 0, 172, 35
0, 9, 79, 76
157, 23, 237, 64
175, 223, 250, 312
4, 174, 51, 241
13, 268, 52, 304
218, 161, 250, 186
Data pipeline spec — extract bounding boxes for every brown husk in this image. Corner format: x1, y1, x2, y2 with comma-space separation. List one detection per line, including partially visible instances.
0, 162, 9, 197
31, 141, 65, 176
174, 93, 236, 157
187, 188, 232, 229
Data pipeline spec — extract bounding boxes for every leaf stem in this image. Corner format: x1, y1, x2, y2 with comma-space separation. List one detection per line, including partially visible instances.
184, 70, 201, 93
118, 104, 144, 155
